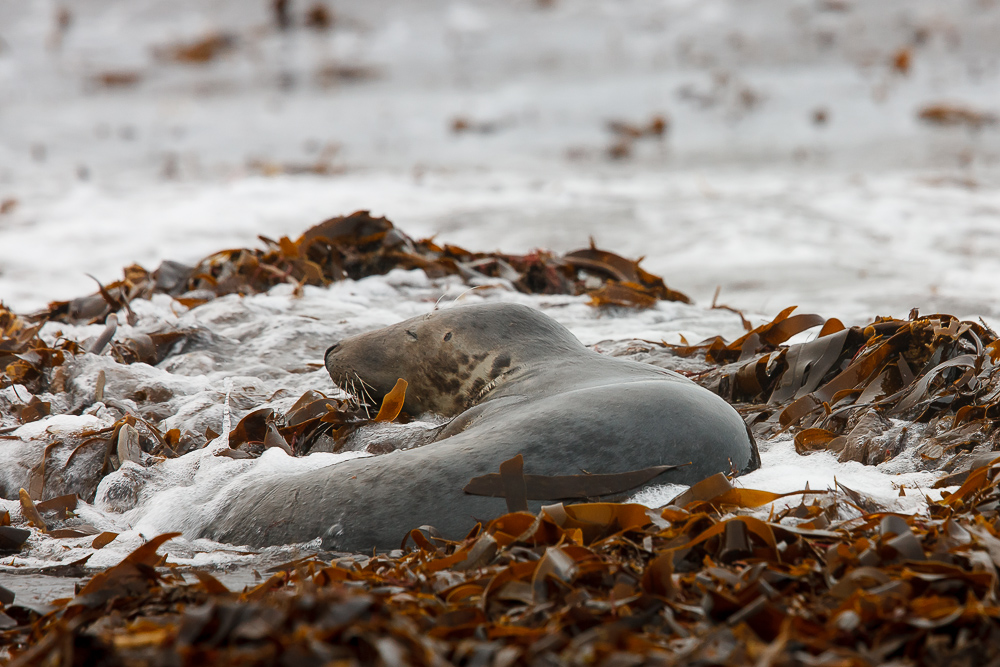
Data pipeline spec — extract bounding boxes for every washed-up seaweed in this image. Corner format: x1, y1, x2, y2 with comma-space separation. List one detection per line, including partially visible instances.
652, 307, 1000, 475
34, 212, 687, 330
605, 114, 669, 160
0, 304, 78, 402
155, 32, 237, 64
222, 389, 370, 459
7, 455, 1000, 665
917, 103, 998, 129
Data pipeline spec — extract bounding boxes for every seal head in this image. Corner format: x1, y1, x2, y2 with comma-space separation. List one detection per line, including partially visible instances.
325, 303, 581, 417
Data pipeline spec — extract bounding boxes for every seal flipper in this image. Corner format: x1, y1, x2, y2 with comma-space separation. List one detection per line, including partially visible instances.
435, 395, 530, 441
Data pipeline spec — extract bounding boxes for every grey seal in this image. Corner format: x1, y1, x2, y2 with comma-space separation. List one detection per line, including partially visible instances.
203, 302, 759, 551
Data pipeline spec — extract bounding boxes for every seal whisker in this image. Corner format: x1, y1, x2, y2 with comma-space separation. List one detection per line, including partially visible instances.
353, 372, 373, 419
347, 376, 362, 417
450, 285, 486, 305
430, 285, 485, 315
430, 293, 447, 313
358, 376, 380, 411
353, 373, 378, 396
343, 376, 360, 410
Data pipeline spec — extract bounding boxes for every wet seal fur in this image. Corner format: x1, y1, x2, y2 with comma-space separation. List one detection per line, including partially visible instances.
204, 303, 760, 551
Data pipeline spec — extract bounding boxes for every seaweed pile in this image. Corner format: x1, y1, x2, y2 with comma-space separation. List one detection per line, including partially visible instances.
631, 306, 1000, 479
6, 461, 1000, 665
39, 210, 689, 329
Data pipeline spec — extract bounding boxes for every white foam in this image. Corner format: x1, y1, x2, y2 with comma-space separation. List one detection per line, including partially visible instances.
13, 414, 110, 440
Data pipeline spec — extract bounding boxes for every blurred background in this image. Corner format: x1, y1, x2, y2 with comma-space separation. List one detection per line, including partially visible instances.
1, 0, 999, 323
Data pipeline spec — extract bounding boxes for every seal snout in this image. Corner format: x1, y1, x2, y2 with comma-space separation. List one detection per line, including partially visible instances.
324, 342, 341, 363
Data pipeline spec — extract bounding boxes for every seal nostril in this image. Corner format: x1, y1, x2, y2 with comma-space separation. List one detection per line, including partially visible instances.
325, 343, 341, 358
443, 332, 452, 342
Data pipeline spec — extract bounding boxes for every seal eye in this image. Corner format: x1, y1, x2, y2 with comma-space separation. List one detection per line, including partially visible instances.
406, 329, 419, 341
443, 332, 452, 342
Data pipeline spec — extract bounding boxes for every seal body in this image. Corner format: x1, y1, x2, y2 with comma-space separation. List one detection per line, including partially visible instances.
204, 303, 760, 551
